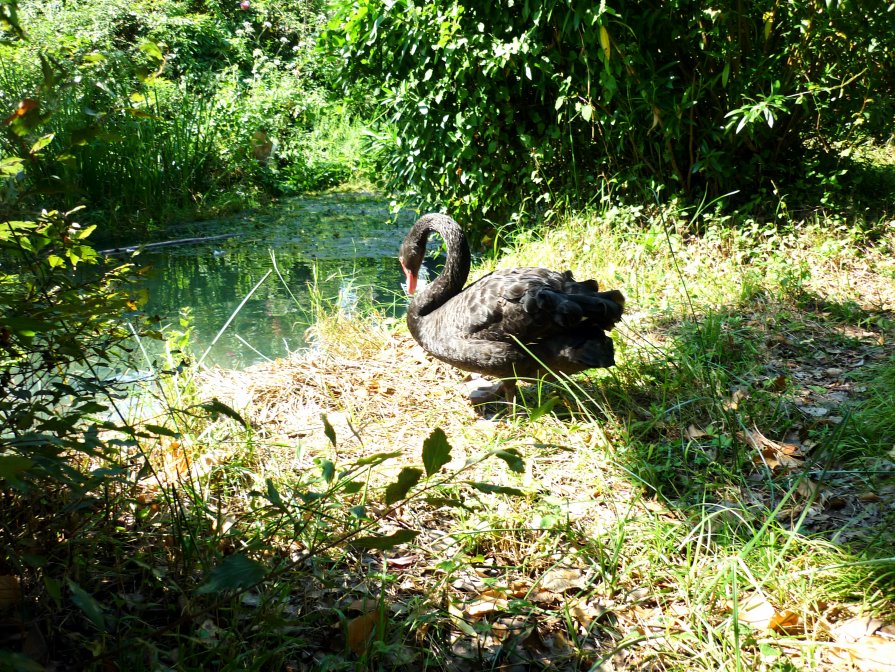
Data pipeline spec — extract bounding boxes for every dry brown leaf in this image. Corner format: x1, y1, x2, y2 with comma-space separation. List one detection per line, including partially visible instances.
769, 610, 804, 635
795, 478, 822, 500
831, 616, 887, 642
745, 427, 804, 469
539, 567, 586, 593
826, 616, 895, 670
738, 593, 775, 630
465, 594, 508, 618
0, 575, 21, 610
386, 555, 417, 569
347, 611, 381, 655
685, 424, 708, 440
347, 597, 378, 613
724, 388, 749, 410
568, 597, 608, 630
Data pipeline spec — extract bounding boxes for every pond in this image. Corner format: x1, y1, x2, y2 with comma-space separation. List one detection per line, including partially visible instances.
123, 192, 418, 369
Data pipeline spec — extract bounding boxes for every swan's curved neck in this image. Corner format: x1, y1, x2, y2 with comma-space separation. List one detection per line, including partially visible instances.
408, 214, 470, 319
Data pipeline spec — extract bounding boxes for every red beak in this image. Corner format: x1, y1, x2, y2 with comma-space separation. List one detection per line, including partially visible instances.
401, 261, 417, 295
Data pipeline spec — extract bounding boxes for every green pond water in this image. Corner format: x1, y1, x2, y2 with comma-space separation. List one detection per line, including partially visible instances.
130, 193, 418, 369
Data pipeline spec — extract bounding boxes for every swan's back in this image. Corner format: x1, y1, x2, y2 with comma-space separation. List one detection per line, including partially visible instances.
413, 267, 624, 379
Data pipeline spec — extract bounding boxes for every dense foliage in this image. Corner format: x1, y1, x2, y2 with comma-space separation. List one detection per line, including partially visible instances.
326, 0, 895, 227
0, 0, 363, 237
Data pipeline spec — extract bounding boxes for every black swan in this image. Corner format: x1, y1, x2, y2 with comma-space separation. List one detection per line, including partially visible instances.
399, 214, 625, 403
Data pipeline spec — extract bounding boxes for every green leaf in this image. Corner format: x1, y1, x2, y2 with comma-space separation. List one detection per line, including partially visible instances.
0, 157, 24, 177
581, 103, 594, 122
353, 529, 420, 550
341, 480, 364, 494
29, 132, 55, 154
529, 396, 560, 421
316, 458, 335, 483
68, 580, 106, 631
493, 448, 524, 473
385, 467, 422, 505
197, 553, 266, 594
0, 455, 34, 485
139, 39, 164, 63
265, 478, 283, 506
422, 427, 451, 476
424, 496, 469, 509
469, 482, 526, 496
0, 316, 54, 337
142, 423, 179, 438
321, 413, 337, 447
199, 398, 247, 426
355, 450, 402, 466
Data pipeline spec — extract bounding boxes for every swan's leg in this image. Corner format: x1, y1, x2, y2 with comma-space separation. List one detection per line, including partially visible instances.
501, 379, 519, 413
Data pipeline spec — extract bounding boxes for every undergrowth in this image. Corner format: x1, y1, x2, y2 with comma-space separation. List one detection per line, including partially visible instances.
2, 201, 895, 670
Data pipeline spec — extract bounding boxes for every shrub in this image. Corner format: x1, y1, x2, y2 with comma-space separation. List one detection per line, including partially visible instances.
325, 0, 895, 229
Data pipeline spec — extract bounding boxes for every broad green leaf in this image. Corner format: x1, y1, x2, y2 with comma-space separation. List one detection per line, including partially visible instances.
599, 25, 611, 61
0, 455, 33, 483
197, 553, 266, 594
529, 396, 560, 421
139, 39, 164, 62
316, 458, 335, 483
424, 496, 469, 509
353, 529, 420, 550
266, 478, 283, 506
0, 157, 24, 177
341, 480, 365, 494
30, 133, 56, 154
422, 427, 451, 476
385, 467, 422, 505
581, 103, 594, 122
68, 580, 106, 631
142, 423, 179, 438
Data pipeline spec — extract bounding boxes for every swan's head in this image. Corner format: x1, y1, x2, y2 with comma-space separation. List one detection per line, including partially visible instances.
398, 238, 425, 295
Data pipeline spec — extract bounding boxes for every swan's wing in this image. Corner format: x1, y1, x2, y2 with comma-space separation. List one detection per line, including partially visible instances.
457, 268, 624, 342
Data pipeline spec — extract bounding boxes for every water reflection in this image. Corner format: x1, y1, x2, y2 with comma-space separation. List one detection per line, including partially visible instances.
134, 193, 415, 369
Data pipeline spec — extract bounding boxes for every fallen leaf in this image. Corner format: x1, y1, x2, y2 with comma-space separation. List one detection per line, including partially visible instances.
685, 424, 708, 440
724, 388, 749, 410
828, 615, 895, 671
769, 610, 803, 635
795, 478, 822, 500
799, 405, 830, 417
539, 567, 587, 593
465, 593, 509, 618
738, 593, 775, 630
347, 611, 381, 655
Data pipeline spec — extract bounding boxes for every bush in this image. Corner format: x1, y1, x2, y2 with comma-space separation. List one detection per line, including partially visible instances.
1, 0, 360, 236
325, 0, 895, 229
